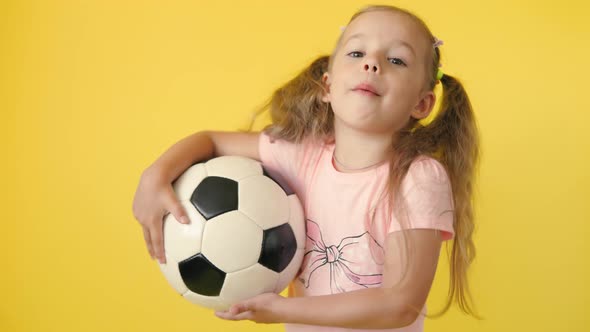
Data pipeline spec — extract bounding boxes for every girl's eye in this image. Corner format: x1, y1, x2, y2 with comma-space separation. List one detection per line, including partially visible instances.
348, 51, 363, 57
388, 58, 406, 66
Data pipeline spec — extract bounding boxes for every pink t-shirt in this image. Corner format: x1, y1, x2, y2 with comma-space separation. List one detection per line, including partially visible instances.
258, 132, 455, 332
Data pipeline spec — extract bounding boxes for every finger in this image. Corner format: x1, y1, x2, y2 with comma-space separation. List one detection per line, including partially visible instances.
215, 311, 232, 320
164, 186, 190, 224
149, 218, 166, 264
142, 227, 154, 259
215, 310, 252, 321
230, 303, 249, 315
231, 311, 254, 321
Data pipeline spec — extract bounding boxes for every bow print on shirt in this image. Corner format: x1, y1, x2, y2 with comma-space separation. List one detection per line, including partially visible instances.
298, 219, 384, 294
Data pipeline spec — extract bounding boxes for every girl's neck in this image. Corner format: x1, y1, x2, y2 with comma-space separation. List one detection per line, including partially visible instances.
332, 124, 394, 173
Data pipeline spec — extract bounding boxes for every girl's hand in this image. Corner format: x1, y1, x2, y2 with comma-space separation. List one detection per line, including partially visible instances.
215, 293, 285, 324
132, 167, 189, 264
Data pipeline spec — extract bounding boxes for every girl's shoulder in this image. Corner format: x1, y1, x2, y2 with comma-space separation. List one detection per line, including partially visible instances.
407, 155, 450, 184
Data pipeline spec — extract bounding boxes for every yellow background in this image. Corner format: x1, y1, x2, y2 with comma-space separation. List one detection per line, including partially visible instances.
2, 0, 589, 331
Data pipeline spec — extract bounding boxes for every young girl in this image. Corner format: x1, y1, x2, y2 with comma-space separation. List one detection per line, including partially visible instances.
132, 5, 479, 331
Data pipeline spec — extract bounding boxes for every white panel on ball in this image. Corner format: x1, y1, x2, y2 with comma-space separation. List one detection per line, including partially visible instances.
158, 255, 188, 295
184, 292, 230, 311
163, 203, 206, 262
274, 248, 305, 294
219, 264, 279, 305
288, 195, 306, 249
205, 156, 262, 181
238, 176, 289, 230
201, 210, 263, 273
172, 163, 208, 201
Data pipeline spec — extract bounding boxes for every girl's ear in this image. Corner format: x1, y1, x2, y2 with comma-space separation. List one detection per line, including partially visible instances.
321, 72, 331, 103
411, 91, 436, 119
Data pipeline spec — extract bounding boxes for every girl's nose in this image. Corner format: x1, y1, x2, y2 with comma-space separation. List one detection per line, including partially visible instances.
362, 61, 379, 73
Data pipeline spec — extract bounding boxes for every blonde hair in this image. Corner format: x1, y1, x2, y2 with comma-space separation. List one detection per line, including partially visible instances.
248, 5, 480, 318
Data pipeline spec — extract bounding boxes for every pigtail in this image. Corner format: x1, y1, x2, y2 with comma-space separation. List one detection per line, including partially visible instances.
387, 72, 481, 318
428, 73, 481, 318
248, 55, 334, 143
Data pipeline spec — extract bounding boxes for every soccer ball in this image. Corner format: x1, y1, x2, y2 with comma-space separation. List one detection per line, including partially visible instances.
158, 156, 305, 310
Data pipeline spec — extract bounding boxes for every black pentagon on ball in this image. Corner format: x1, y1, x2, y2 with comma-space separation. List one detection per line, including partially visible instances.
179, 253, 226, 296
259, 223, 297, 273
191, 176, 238, 220
263, 167, 294, 196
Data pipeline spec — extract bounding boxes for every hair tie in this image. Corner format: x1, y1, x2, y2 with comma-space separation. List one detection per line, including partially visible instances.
433, 36, 444, 48
436, 68, 444, 80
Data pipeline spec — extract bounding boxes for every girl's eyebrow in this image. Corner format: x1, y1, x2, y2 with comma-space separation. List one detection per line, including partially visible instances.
344, 33, 416, 57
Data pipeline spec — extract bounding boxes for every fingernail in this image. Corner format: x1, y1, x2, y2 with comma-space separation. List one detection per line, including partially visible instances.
181, 216, 190, 224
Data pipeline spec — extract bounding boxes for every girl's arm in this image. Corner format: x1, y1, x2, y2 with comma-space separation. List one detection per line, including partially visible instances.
146, 131, 261, 183
217, 229, 443, 329
132, 131, 260, 263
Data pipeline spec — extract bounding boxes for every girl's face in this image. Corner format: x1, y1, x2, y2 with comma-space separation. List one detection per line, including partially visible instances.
323, 10, 435, 135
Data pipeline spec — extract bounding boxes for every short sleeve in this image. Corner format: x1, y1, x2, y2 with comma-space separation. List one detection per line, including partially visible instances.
388, 157, 455, 241
258, 132, 311, 194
